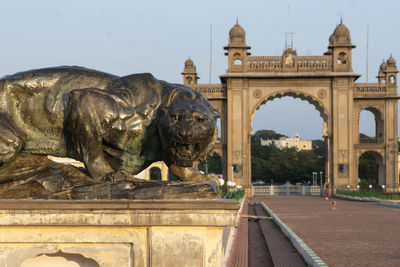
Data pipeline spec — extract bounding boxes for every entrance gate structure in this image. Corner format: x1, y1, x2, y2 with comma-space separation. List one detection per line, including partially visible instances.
181, 20, 399, 193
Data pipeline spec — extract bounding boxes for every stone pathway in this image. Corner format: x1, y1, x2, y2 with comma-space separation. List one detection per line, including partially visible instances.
254, 196, 400, 267
228, 202, 305, 267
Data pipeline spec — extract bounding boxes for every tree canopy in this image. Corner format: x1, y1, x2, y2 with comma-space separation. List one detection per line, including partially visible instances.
251, 132, 325, 184
195, 130, 379, 187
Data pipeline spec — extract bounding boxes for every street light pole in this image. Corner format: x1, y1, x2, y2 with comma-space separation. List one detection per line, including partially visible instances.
320, 171, 323, 186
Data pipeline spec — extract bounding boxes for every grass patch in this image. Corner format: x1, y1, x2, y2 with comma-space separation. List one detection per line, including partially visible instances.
336, 190, 400, 200
220, 189, 245, 200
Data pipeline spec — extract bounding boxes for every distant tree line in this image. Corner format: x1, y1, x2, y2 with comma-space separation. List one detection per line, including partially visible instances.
197, 130, 379, 186
251, 130, 324, 184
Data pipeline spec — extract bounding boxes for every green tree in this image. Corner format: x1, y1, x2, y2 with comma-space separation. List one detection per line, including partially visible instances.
358, 151, 379, 188
198, 152, 222, 174
251, 130, 325, 184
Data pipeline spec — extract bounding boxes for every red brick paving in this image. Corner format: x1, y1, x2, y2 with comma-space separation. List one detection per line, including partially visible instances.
228, 203, 248, 267
254, 196, 400, 267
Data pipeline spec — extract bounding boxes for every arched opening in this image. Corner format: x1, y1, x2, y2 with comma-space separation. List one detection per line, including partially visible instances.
186, 76, 193, 85
21, 251, 99, 267
251, 93, 328, 187
233, 58, 242, 65
358, 151, 385, 190
149, 166, 161, 180
337, 52, 347, 64
390, 75, 396, 84
358, 108, 383, 143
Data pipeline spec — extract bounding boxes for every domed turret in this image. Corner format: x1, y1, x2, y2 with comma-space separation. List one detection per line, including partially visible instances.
328, 19, 355, 72
387, 55, 396, 68
380, 60, 388, 72
224, 19, 251, 72
181, 57, 198, 86
377, 55, 398, 85
184, 57, 196, 71
228, 19, 246, 46
328, 19, 354, 47
377, 60, 387, 83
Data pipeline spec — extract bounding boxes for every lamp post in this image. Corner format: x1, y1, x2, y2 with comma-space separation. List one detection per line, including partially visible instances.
320, 171, 323, 186
312, 172, 317, 186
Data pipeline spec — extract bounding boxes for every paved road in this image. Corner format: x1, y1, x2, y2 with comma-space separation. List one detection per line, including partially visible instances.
254, 196, 400, 267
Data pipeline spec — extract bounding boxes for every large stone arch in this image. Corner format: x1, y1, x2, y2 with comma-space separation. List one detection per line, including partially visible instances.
356, 105, 384, 142
250, 90, 330, 136
184, 20, 399, 193
356, 149, 386, 187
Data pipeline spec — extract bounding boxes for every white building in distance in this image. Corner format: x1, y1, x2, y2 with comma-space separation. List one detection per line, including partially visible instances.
260, 133, 312, 151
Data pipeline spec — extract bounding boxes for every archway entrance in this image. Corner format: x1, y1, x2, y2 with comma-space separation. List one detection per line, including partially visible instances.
182, 20, 399, 193
358, 151, 385, 190
251, 95, 327, 187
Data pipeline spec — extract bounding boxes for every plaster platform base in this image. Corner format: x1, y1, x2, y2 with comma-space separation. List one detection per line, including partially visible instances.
0, 199, 240, 267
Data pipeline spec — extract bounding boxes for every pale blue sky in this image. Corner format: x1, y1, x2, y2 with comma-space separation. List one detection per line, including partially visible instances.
0, 0, 398, 139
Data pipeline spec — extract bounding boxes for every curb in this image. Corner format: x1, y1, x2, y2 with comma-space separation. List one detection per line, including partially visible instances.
259, 202, 328, 267
380, 201, 400, 209
222, 198, 246, 267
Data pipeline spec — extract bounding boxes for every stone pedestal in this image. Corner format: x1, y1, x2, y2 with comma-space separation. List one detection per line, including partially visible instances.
0, 199, 240, 267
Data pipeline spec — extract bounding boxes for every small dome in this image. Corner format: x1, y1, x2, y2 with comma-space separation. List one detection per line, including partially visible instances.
185, 58, 194, 68
387, 55, 396, 67
229, 23, 245, 39
184, 57, 196, 72
329, 19, 352, 46
229, 19, 246, 45
380, 60, 387, 72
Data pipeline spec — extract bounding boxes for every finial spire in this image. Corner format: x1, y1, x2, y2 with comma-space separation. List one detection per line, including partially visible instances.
236, 17, 239, 25
340, 16, 343, 24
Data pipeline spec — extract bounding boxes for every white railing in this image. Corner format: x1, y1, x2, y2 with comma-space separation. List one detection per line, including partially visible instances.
252, 185, 322, 196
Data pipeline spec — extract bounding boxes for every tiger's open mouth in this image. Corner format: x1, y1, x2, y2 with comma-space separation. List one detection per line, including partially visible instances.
170, 141, 201, 166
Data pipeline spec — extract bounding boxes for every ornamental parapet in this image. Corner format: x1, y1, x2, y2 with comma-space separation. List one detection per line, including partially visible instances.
247, 55, 331, 72
354, 83, 397, 97
192, 84, 226, 99
359, 137, 384, 144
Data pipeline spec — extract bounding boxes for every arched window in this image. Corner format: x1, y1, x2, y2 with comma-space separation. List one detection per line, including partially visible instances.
234, 58, 242, 65
390, 75, 396, 84
359, 108, 383, 143
337, 52, 347, 64
186, 76, 193, 85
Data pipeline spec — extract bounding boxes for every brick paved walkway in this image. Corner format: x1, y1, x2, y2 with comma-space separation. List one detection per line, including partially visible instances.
254, 196, 400, 267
